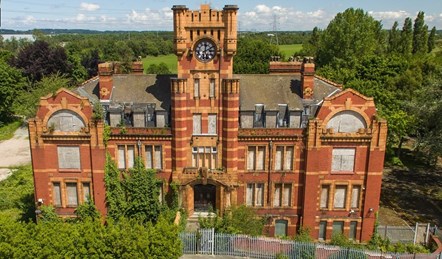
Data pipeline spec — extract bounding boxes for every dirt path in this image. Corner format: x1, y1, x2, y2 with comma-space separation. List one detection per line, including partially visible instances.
0, 126, 31, 181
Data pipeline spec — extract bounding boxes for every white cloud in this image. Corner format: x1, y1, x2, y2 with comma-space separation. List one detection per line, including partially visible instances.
126, 8, 172, 29
80, 3, 100, 12
368, 10, 409, 20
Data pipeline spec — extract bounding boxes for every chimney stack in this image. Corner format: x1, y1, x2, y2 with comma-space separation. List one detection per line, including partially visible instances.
98, 62, 114, 100
132, 61, 144, 75
301, 57, 315, 99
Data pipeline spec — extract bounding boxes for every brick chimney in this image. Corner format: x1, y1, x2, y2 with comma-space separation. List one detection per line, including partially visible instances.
269, 56, 302, 75
132, 61, 144, 75
301, 57, 315, 99
98, 62, 114, 100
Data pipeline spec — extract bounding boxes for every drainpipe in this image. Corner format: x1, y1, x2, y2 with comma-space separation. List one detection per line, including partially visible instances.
267, 140, 273, 205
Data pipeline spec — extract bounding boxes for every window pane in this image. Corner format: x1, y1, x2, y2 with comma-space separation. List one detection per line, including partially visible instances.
275, 219, 288, 237
275, 147, 283, 170
118, 145, 125, 169
246, 184, 253, 206
145, 146, 153, 169
208, 114, 217, 135
209, 79, 215, 98
66, 183, 78, 207
256, 183, 264, 206
334, 186, 347, 209
283, 184, 291, 206
273, 184, 281, 207
351, 185, 361, 208
194, 79, 200, 98
319, 221, 327, 240
154, 146, 162, 169
349, 221, 357, 240
58, 146, 80, 169
127, 146, 135, 168
247, 147, 255, 170
53, 182, 62, 207
257, 147, 265, 170
193, 114, 201, 135
332, 221, 344, 235
320, 185, 329, 209
285, 147, 293, 170
83, 182, 91, 201
332, 149, 355, 172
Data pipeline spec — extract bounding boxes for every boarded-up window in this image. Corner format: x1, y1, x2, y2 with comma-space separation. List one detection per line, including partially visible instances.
334, 185, 347, 209
332, 148, 355, 172
118, 145, 126, 169
332, 221, 344, 235
349, 221, 357, 240
127, 146, 135, 168
208, 114, 217, 135
274, 183, 292, 207
319, 221, 327, 240
118, 145, 135, 169
326, 110, 366, 133
257, 147, 265, 170
247, 147, 255, 170
191, 146, 217, 169
246, 183, 264, 207
275, 146, 283, 171
254, 104, 264, 128
57, 146, 80, 169
194, 79, 200, 98
275, 146, 294, 171
209, 79, 215, 98
47, 110, 85, 132
320, 185, 330, 209
283, 184, 291, 206
53, 182, 62, 207
83, 182, 91, 202
66, 183, 78, 207
273, 184, 281, 207
154, 146, 162, 169
145, 145, 162, 169
275, 219, 288, 237
351, 185, 361, 208
193, 114, 202, 135
247, 146, 266, 171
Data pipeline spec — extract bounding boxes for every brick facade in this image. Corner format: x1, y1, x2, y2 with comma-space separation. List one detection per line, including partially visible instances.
29, 4, 387, 242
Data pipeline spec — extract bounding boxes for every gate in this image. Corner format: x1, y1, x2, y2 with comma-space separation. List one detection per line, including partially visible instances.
199, 228, 214, 255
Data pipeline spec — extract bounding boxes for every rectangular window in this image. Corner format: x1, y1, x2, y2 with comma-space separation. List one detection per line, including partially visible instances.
349, 221, 357, 240
53, 182, 62, 207
277, 104, 288, 127
192, 146, 217, 169
246, 183, 264, 207
82, 182, 91, 202
118, 145, 135, 169
118, 145, 126, 169
275, 219, 288, 237
208, 114, 217, 135
351, 185, 361, 209
274, 183, 292, 207
193, 114, 202, 135
247, 146, 266, 171
332, 221, 344, 236
209, 79, 216, 98
319, 221, 327, 241
194, 79, 200, 98
275, 146, 293, 171
333, 185, 347, 209
332, 148, 355, 172
254, 104, 264, 128
66, 182, 78, 207
145, 145, 162, 169
127, 146, 135, 168
57, 146, 80, 169
320, 185, 330, 209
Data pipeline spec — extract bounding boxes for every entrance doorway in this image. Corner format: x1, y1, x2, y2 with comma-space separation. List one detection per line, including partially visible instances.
194, 184, 216, 212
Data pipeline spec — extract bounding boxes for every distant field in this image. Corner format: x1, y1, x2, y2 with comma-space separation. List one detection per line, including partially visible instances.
279, 44, 303, 59
142, 54, 177, 74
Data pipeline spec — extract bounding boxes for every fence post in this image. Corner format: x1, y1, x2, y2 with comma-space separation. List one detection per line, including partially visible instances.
384, 225, 388, 239
413, 223, 418, 244
425, 223, 430, 245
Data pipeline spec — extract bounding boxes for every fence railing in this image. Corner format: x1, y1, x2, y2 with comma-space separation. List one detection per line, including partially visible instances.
377, 223, 432, 244
180, 230, 442, 259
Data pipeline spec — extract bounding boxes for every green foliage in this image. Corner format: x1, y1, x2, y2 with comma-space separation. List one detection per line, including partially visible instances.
39, 205, 60, 222
400, 17, 413, 55
0, 120, 22, 141
199, 205, 264, 236
145, 62, 171, 74
428, 27, 437, 53
0, 60, 26, 121
91, 100, 105, 123
234, 38, 282, 74
103, 124, 111, 147
412, 12, 428, 54
104, 153, 127, 220
75, 197, 101, 222
294, 226, 313, 242
142, 54, 177, 74
0, 165, 35, 221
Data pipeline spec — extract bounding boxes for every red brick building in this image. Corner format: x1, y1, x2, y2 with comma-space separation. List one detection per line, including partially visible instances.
29, 4, 387, 242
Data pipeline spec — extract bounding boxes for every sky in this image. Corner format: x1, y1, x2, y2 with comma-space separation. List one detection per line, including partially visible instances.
1, 0, 442, 32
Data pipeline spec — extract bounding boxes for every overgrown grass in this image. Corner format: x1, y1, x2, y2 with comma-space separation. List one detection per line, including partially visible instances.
0, 120, 22, 141
279, 44, 303, 59
0, 165, 35, 221
142, 55, 177, 74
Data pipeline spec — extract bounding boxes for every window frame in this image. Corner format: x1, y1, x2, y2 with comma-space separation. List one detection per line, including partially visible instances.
246, 183, 264, 207
247, 146, 266, 171
145, 145, 163, 170
66, 182, 79, 207
318, 221, 327, 241
333, 185, 348, 209
350, 185, 361, 209
52, 182, 62, 207
57, 146, 81, 170
209, 78, 216, 98
117, 145, 136, 170
192, 146, 217, 169
332, 148, 356, 173
194, 78, 200, 98
320, 185, 330, 209
273, 183, 292, 207
192, 114, 202, 135
274, 145, 294, 171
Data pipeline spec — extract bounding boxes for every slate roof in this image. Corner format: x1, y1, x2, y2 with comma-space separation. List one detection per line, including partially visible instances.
76, 73, 340, 111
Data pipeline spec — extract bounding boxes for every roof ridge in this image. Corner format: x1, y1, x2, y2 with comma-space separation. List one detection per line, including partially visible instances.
314, 75, 343, 89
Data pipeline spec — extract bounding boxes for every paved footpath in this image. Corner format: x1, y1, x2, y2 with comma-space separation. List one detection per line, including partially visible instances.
0, 126, 31, 181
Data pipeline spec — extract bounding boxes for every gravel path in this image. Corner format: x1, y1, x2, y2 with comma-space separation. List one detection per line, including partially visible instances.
0, 126, 31, 181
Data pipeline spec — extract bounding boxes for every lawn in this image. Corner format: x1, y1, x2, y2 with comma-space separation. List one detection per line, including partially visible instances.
142, 54, 177, 74
279, 44, 303, 59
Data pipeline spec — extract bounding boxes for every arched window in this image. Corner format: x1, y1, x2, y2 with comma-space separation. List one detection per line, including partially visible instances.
47, 110, 85, 132
326, 111, 366, 133
275, 219, 288, 237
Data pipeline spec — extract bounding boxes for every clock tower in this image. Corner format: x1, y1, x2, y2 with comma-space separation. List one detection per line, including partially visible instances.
171, 4, 239, 214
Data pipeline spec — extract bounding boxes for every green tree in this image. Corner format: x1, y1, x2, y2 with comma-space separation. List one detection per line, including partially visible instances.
0, 60, 26, 122
104, 153, 127, 220
412, 12, 428, 54
387, 21, 401, 54
75, 198, 101, 221
146, 62, 171, 74
302, 26, 321, 56
400, 17, 413, 55
234, 38, 281, 74
427, 26, 436, 53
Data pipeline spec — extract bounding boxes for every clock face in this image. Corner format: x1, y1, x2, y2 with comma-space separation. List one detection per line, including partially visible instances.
195, 39, 216, 62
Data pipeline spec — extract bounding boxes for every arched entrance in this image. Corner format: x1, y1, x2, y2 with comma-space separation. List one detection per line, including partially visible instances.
194, 184, 216, 212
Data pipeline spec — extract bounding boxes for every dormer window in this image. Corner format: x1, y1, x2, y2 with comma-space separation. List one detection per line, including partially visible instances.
277, 104, 288, 127
253, 104, 265, 128
146, 103, 156, 127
